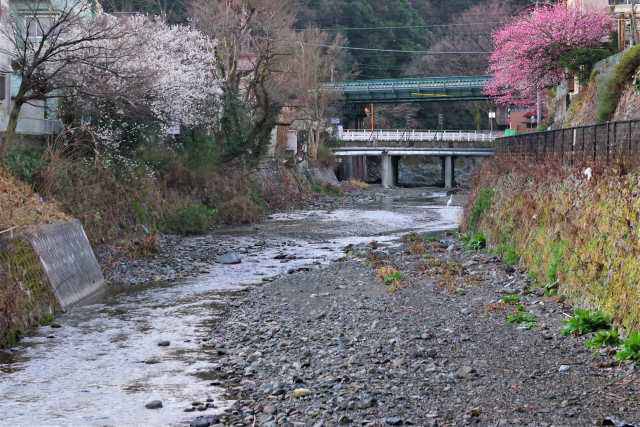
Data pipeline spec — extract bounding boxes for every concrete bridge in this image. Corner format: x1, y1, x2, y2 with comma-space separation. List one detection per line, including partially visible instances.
333, 129, 496, 188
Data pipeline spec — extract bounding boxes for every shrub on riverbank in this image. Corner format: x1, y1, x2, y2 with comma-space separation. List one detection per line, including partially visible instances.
464, 158, 640, 331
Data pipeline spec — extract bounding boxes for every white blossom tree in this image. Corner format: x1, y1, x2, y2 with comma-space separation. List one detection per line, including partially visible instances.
63, 15, 221, 151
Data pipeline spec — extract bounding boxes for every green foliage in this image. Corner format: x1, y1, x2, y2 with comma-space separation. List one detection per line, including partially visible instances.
3, 146, 46, 184
616, 331, 640, 362
506, 304, 537, 329
218, 89, 276, 165
316, 144, 335, 168
585, 329, 621, 349
179, 131, 219, 172
297, 0, 427, 78
500, 294, 521, 305
467, 188, 494, 232
161, 203, 216, 236
562, 308, 612, 336
462, 232, 487, 251
311, 183, 343, 196
495, 243, 520, 266
383, 271, 403, 285
547, 240, 566, 285
597, 45, 640, 123
559, 47, 613, 85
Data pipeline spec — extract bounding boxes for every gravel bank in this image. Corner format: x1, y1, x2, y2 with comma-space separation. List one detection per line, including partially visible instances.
201, 236, 640, 427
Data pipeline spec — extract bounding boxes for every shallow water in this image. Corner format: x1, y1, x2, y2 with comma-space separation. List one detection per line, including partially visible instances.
0, 189, 461, 427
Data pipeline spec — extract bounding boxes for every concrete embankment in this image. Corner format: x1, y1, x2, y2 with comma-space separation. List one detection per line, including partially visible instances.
0, 220, 104, 346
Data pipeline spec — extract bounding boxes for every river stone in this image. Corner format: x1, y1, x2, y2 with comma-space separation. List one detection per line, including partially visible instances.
145, 400, 163, 409
385, 417, 403, 425
157, 340, 170, 347
216, 253, 242, 265
190, 415, 219, 427
292, 388, 312, 398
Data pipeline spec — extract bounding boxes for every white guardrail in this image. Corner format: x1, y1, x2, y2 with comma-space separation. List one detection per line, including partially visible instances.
338, 129, 497, 143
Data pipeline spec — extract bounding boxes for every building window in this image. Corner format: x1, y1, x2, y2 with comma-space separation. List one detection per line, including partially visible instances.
25, 16, 52, 40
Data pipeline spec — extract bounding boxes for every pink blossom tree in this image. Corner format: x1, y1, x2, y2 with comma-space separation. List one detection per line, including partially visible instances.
485, 3, 613, 106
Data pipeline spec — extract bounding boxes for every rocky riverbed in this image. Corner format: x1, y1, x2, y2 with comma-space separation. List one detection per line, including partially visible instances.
2, 186, 639, 427
201, 237, 640, 427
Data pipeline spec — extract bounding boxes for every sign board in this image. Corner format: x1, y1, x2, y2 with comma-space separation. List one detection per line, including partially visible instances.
488, 111, 496, 119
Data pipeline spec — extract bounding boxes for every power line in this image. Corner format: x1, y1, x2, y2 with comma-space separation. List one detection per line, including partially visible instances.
294, 20, 510, 32
301, 41, 489, 55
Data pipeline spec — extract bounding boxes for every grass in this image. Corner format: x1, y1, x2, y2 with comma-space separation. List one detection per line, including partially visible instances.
506, 304, 537, 329
585, 329, 621, 350
466, 188, 494, 232
375, 266, 404, 291
311, 183, 343, 197
495, 243, 520, 266
500, 294, 521, 305
562, 308, 612, 336
462, 232, 487, 251
161, 204, 217, 236
616, 331, 640, 362
597, 45, 640, 122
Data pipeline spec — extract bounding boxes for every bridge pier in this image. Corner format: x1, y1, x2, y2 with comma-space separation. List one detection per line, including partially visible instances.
382, 154, 397, 188
442, 155, 455, 189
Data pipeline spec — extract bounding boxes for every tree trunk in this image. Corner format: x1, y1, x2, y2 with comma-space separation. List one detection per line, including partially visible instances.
0, 99, 23, 159
307, 126, 319, 161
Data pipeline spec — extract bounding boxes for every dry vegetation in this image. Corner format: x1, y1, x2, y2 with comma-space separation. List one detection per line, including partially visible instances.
465, 156, 640, 331
0, 165, 68, 232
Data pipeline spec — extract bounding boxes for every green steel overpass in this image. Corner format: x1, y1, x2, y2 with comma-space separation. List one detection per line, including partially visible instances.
326, 75, 491, 104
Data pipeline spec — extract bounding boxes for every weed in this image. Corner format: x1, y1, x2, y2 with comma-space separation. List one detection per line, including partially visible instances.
467, 188, 494, 232
500, 294, 521, 304
544, 281, 559, 297
346, 179, 369, 190
39, 313, 55, 326
562, 308, 612, 336
375, 266, 404, 291
311, 183, 342, 197
383, 271, 403, 285
616, 331, 640, 362
495, 243, 520, 266
506, 305, 537, 329
597, 45, 640, 122
585, 329, 622, 349
462, 232, 487, 251
3, 146, 46, 185
162, 204, 216, 236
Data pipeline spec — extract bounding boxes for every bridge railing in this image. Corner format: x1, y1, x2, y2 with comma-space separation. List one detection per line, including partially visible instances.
497, 119, 640, 165
338, 129, 497, 144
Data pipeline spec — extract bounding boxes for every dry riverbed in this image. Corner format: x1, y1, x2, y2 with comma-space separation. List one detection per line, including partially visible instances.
200, 235, 640, 427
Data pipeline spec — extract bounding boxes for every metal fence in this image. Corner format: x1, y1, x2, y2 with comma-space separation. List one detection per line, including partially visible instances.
498, 119, 640, 164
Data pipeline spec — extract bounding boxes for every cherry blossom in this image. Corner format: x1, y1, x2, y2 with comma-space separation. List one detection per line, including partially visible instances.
485, 3, 613, 106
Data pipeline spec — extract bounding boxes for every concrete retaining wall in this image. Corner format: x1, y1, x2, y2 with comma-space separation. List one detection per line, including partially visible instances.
24, 220, 105, 309
0, 220, 104, 346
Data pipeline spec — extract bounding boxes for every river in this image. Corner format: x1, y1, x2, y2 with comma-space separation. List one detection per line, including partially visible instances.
0, 188, 462, 427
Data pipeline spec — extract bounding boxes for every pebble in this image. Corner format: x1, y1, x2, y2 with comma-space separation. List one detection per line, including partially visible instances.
145, 400, 163, 410
157, 340, 171, 347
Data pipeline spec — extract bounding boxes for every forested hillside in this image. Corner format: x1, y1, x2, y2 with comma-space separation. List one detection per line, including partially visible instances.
297, 0, 530, 129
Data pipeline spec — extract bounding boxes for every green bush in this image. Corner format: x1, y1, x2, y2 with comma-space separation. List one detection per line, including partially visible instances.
616, 331, 640, 362
500, 294, 521, 305
495, 243, 520, 266
597, 45, 640, 123
162, 203, 216, 235
462, 232, 487, 251
506, 305, 537, 329
559, 47, 613, 85
3, 146, 46, 184
467, 188, 494, 232
383, 271, 404, 285
562, 308, 612, 336
585, 329, 621, 349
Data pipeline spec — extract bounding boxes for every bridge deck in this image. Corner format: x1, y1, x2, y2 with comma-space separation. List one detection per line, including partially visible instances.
326, 75, 491, 103
333, 147, 495, 157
